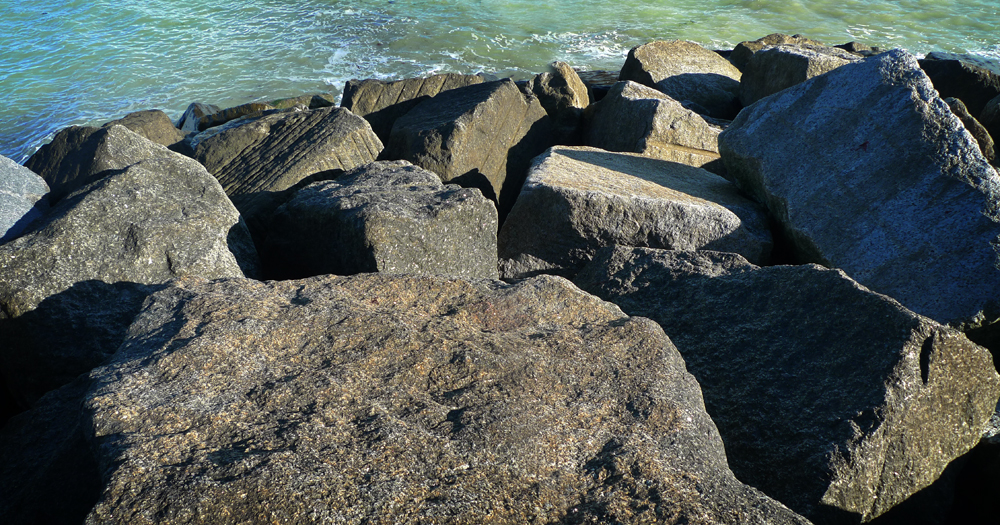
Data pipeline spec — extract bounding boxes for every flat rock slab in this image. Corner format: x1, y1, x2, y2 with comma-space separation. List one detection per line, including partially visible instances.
0, 151, 257, 404
24, 124, 179, 203
498, 146, 772, 279
192, 106, 382, 233
385, 79, 552, 222
619, 40, 742, 119
342, 73, 486, 144
575, 246, 1000, 523
263, 160, 499, 280
719, 49, 1000, 336
739, 44, 861, 106
81, 273, 809, 524
587, 81, 724, 172
0, 155, 49, 244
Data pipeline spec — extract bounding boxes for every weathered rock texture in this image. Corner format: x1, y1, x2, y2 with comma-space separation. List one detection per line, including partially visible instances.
919, 55, 1000, 117
385, 79, 552, 222
497, 146, 771, 279
81, 273, 810, 524
192, 106, 382, 235
525, 61, 590, 144
719, 49, 1000, 336
270, 93, 336, 110
619, 40, 743, 119
0, 152, 257, 405
24, 124, 177, 203
341, 73, 486, 144
178, 102, 221, 133
944, 97, 996, 163
739, 44, 861, 106
102, 109, 188, 152
575, 246, 1000, 523
263, 160, 499, 280
194, 102, 277, 132
0, 155, 49, 244
729, 34, 826, 71
586, 81, 724, 173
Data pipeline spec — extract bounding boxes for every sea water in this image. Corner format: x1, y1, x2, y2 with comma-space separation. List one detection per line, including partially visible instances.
1, 0, 998, 162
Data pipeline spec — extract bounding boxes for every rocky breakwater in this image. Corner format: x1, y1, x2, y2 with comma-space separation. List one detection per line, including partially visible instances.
2, 36, 1000, 524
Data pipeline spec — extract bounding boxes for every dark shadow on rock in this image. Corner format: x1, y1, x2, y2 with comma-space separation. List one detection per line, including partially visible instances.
0, 280, 164, 408
451, 169, 498, 204
502, 114, 554, 226
945, 439, 1000, 524
0, 373, 19, 431
867, 448, 970, 525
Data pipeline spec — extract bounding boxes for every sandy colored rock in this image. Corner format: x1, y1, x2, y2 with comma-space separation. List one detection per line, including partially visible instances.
729, 33, 826, 71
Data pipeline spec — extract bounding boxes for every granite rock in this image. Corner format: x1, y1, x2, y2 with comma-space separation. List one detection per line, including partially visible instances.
919, 54, 1000, 117
944, 97, 996, 163
729, 33, 826, 71
0, 155, 49, 244
102, 109, 188, 152
739, 44, 861, 106
525, 61, 590, 145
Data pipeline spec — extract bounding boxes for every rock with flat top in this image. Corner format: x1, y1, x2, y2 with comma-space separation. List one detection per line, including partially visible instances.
575, 246, 1000, 523
498, 146, 771, 279
739, 44, 861, 106
730, 33, 826, 71
263, 160, 498, 280
102, 109, 187, 152
79, 273, 811, 525
619, 40, 742, 119
587, 81, 724, 173
719, 49, 1000, 338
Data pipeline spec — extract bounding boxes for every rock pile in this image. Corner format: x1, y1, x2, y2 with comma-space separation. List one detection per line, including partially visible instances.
2, 34, 1000, 525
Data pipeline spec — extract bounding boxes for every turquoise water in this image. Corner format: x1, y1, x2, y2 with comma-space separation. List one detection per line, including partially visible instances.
2, 0, 998, 163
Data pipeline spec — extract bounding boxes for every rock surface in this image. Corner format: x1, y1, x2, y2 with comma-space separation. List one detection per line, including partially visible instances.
0, 152, 258, 404
719, 49, 1000, 335
0, 155, 49, 244
177, 102, 221, 133
919, 55, 1000, 117
497, 146, 772, 279
263, 160, 499, 280
944, 97, 996, 163
524, 61, 590, 144
192, 106, 382, 236
619, 40, 743, 119
81, 273, 810, 524
385, 79, 552, 222
739, 44, 861, 106
102, 109, 188, 152
586, 81, 725, 173
24, 124, 177, 203
575, 246, 1000, 523
341, 73, 486, 144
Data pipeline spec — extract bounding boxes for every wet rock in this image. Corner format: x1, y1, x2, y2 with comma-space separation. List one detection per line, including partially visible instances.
0, 155, 49, 244
525, 61, 590, 145
729, 33, 826, 72
341, 73, 486, 144
738, 44, 861, 106
586, 81, 725, 174
81, 273, 810, 524
102, 109, 188, 152
192, 106, 382, 238
575, 246, 1000, 523
719, 49, 1000, 337
178, 102, 221, 133
263, 160, 498, 280
0, 152, 257, 405
944, 97, 996, 163
497, 146, 771, 279
619, 40, 743, 119
24, 124, 175, 203
385, 79, 552, 222
919, 54, 1000, 117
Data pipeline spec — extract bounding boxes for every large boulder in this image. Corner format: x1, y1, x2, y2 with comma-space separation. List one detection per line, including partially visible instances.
586, 81, 725, 174
341, 73, 486, 144
263, 160, 499, 280
524, 61, 590, 145
192, 106, 383, 237
177, 102, 221, 133
919, 53, 1000, 117
738, 44, 861, 106
575, 246, 1000, 523
497, 146, 772, 279
385, 79, 552, 222
79, 273, 810, 524
102, 109, 187, 152
0, 155, 49, 244
619, 40, 743, 119
729, 33, 826, 71
24, 124, 176, 203
0, 151, 258, 405
718, 49, 1000, 338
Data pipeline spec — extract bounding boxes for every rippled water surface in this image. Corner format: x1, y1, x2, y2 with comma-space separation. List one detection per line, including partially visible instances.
2, 0, 998, 162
